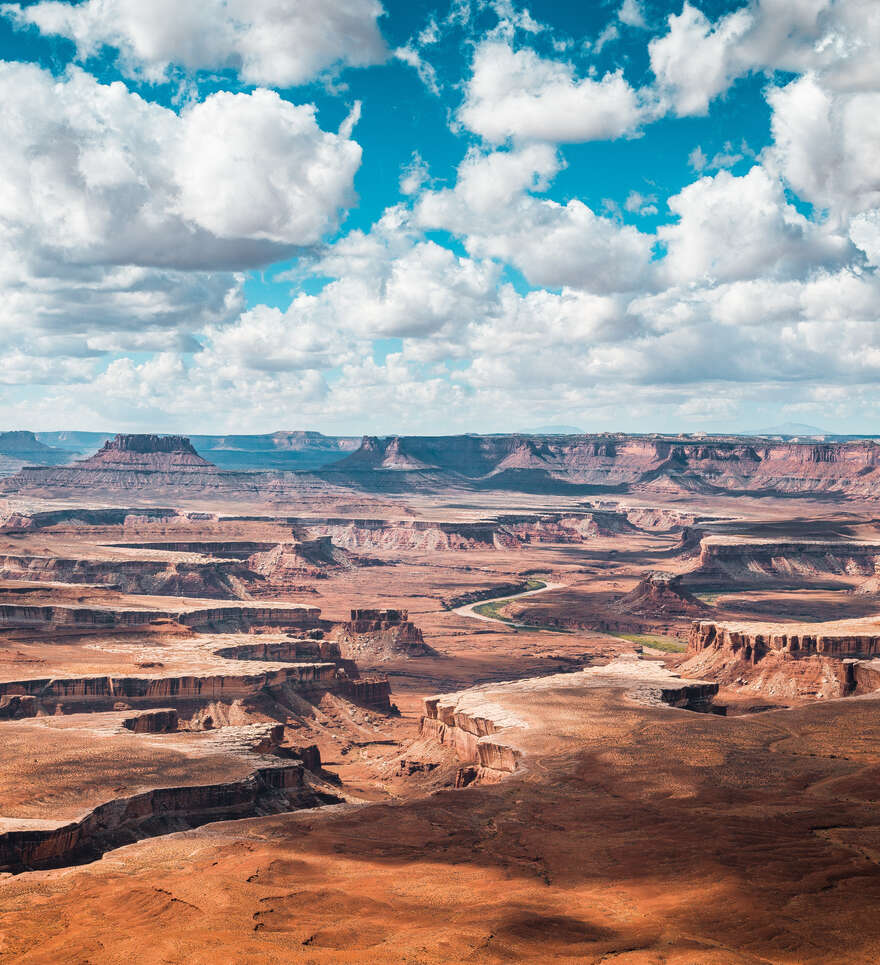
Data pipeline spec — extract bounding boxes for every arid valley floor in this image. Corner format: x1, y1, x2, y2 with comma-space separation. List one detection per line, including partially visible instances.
2, 432, 880, 963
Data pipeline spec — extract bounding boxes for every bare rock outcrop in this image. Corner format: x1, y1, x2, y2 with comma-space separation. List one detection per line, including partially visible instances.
0, 553, 255, 599
0, 762, 335, 875
123, 709, 179, 733
689, 619, 880, 662
0, 694, 37, 720
79, 434, 215, 471
0, 663, 339, 714
330, 434, 880, 498
684, 618, 880, 700
328, 609, 430, 662
615, 572, 708, 617
688, 537, 880, 586
418, 658, 719, 786
420, 693, 524, 783
0, 602, 320, 632
247, 537, 371, 581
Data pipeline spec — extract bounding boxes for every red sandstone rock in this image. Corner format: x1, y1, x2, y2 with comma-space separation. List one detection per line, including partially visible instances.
328, 609, 430, 662
79, 434, 215, 471
123, 709, 179, 733
615, 572, 708, 617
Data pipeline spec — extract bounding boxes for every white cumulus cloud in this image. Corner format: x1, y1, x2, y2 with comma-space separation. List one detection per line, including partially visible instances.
1, 0, 387, 85
459, 41, 647, 144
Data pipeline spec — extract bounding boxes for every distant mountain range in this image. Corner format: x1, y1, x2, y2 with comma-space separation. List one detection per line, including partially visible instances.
0, 431, 72, 473
32, 430, 360, 471
3, 426, 877, 480
7, 430, 880, 499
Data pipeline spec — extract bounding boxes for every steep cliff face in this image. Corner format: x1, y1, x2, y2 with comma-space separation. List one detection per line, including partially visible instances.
305, 518, 504, 551
0, 694, 37, 719
329, 434, 880, 497
0, 464, 334, 498
689, 620, 880, 661
247, 537, 368, 580
689, 537, 880, 586
0, 762, 333, 875
417, 662, 720, 787
335, 674, 394, 712
0, 554, 254, 599
79, 434, 215, 470
301, 511, 640, 553
0, 602, 321, 631
6, 432, 880, 497
123, 709, 179, 733
420, 694, 523, 783
684, 618, 880, 700
0, 508, 178, 532
0, 662, 339, 713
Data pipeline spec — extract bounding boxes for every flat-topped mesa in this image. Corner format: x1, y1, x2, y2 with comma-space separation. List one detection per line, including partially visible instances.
0, 602, 321, 632
79, 434, 215, 471
689, 536, 880, 586
689, 619, 880, 662
0, 553, 257, 599
0, 761, 328, 875
0, 663, 339, 714
685, 618, 880, 700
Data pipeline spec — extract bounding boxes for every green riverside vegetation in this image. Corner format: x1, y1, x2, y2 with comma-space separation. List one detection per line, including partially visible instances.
614, 633, 687, 653
472, 579, 547, 622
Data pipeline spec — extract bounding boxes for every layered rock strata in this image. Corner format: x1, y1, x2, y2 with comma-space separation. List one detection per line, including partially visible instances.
0, 694, 37, 719
0, 602, 319, 631
78, 434, 215, 471
0, 663, 338, 713
123, 709, 179, 733
0, 554, 255, 598
0, 762, 332, 875
686, 618, 880, 700
689, 537, 880, 586
329, 609, 430, 662
329, 434, 880, 498
418, 657, 719, 786
689, 620, 880, 662
8, 433, 880, 497
420, 694, 524, 784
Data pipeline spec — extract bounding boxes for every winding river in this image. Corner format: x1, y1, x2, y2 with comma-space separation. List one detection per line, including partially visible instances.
453, 580, 566, 627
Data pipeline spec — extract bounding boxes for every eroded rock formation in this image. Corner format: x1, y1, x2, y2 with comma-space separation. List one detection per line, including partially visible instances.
684, 618, 880, 700
615, 572, 708, 617
689, 619, 880, 662
329, 434, 880, 498
0, 553, 255, 598
0, 762, 335, 875
80, 434, 215, 470
420, 693, 523, 784
123, 709, 179, 733
329, 609, 430, 662
688, 537, 880, 586
0, 602, 320, 631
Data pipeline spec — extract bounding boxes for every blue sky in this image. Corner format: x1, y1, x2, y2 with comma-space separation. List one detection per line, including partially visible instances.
0, 0, 878, 434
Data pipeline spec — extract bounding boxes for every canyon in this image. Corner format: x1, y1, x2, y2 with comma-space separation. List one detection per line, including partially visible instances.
2, 431, 880, 962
